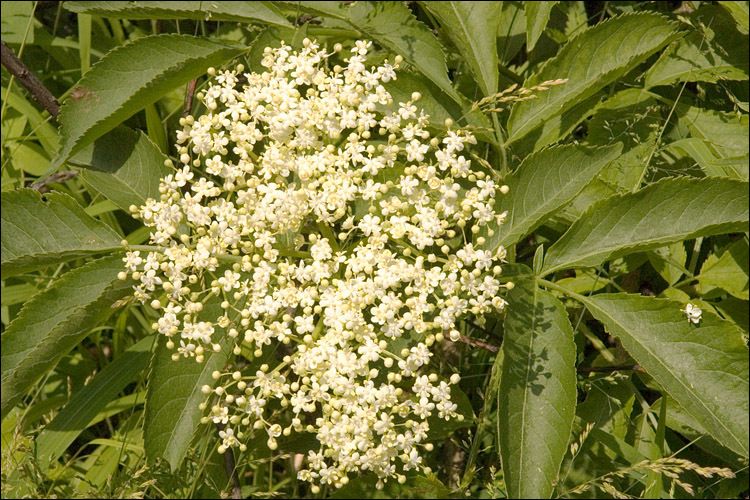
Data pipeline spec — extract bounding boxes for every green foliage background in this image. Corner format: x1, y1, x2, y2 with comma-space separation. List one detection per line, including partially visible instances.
1, 1, 748, 498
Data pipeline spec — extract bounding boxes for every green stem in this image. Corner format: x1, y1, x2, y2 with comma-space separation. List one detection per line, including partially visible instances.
537, 278, 588, 303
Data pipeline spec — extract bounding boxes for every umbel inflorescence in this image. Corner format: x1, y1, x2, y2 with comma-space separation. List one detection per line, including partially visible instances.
121, 38, 511, 489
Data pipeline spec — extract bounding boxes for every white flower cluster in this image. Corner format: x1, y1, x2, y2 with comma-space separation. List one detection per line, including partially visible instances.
120, 39, 511, 489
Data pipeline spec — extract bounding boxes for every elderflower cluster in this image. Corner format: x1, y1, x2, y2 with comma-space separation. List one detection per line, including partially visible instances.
120, 39, 511, 489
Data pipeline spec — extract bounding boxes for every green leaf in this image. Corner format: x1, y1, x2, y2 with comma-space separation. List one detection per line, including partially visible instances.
506, 12, 680, 144
1, 189, 122, 280
36, 335, 155, 469
697, 239, 749, 300
330, 473, 452, 499
0, 256, 133, 419
1, 1, 35, 44
497, 1, 526, 65
510, 91, 603, 155
144, 335, 230, 470
144, 296, 239, 470
420, 2, 503, 96
562, 1, 588, 38
279, 0, 464, 105
0, 284, 38, 307
344, 2, 462, 104
71, 127, 172, 212
64, 1, 292, 27
274, 1, 348, 20
717, 296, 749, 332
499, 279, 577, 498
678, 105, 749, 159
541, 177, 750, 275
644, 31, 748, 88
586, 88, 663, 191
483, 144, 620, 252
668, 138, 749, 180
648, 242, 688, 287
719, 1, 750, 33
382, 71, 495, 145
579, 293, 749, 457
663, 398, 742, 462
56, 34, 246, 165
524, 1, 558, 51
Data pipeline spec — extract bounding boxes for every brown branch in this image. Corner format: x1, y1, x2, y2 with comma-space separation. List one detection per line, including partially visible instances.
183, 78, 198, 117
577, 364, 645, 374
28, 170, 78, 192
1, 41, 60, 118
458, 334, 499, 353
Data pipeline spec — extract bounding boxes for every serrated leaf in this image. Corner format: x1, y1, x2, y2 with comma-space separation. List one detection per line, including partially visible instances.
648, 242, 688, 287
662, 398, 742, 462
420, 2, 503, 96
506, 12, 680, 144
71, 127, 171, 212
344, 1, 462, 105
698, 239, 749, 300
1, 256, 133, 419
144, 296, 240, 470
382, 71, 495, 145
678, 105, 749, 159
578, 293, 749, 457
64, 1, 292, 27
645, 31, 748, 88
484, 144, 620, 252
669, 138, 749, 180
56, 34, 245, 165
524, 1, 558, 51
1, 189, 122, 280
719, 1, 750, 33
36, 335, 155, 469
277, 2, 462, 104
541, 177, 750, 275
510, 91, 603, 156
499, 279, 577, 498
144, 333, 231, 470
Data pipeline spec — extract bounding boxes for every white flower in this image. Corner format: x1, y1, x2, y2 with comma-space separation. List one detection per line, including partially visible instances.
682, 303, 702, 324
121, 38, 512, 489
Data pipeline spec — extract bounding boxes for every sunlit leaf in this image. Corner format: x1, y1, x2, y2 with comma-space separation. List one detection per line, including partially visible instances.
1, 256, 133, 419
1, 189, 122, 280
506, 12, 680, 144
542, 177, 749, 275
499, 279, 576, 498
56, 34, 245, 164
579, 293, 749, 457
